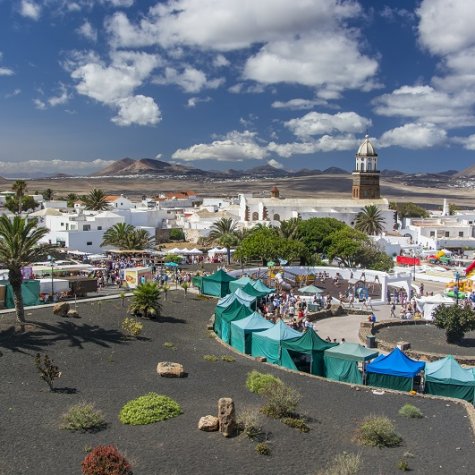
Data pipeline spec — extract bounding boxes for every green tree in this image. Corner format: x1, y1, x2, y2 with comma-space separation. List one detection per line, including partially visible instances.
129, 281, 162, 319
358, 243, 394, 272
5, 195, 38, 214
82, 189, 110, 211
448, 203, 458, 216
169, 228, 185, 241
297, 217, 346, 255
326, 227, 369, 268
126, 229, 155, 250
433, 304, 475, 343
0, 216, 54, 328
208, 217, 239, 264
42, 188, 54, 201
389, 202, 429, 219
355, 205, 385, 235
277, 218, 301, 240
66, 193, 79, 207
101, 223, 135, 248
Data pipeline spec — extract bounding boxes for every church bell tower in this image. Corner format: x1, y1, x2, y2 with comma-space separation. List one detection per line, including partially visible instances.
352, 135, 380, 200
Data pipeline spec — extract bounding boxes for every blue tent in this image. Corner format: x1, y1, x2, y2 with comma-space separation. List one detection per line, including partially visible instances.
229, 276, 255, 293
366, 348, 425, 391
230, 312, 273, 354
251, 320, 302, 364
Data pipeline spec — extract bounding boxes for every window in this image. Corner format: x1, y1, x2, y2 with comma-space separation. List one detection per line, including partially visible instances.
97, 226, 102, 230
83, 224, 91, 231
86, 241, 92, 246
273, 214, 280, 221
430, 231, 435, 237
459, 231, 464, 237
252, 211, 259, 221
445, 231, 450, 237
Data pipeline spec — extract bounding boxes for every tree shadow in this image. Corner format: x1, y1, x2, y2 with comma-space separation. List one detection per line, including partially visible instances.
53, 387, 78, 394
155, 315, 187, 324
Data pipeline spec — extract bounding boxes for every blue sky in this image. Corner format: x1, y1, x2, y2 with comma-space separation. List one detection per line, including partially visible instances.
1, 0, 475, 177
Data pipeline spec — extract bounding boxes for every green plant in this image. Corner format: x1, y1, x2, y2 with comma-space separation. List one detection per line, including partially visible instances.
261, 382, 301, 419
121, 317, 143, 338
356, 415, 402, 448
61, 402, 106, 432
280, 416, 310, 432
245, 370, 283, 395
399, 404, 423, 419
318, 452, 362, 475
129, 281, 162, 318
203, 354, 219, 362
181, 282, 189, 295
237, 408, 264, 439
433, 304, 475, 343
119, 292, 126, 307
119, 393, 181, 425
398, 458, 410, 471
255, 442, 271, 456
81, 445, 132, 475
221, 355, 235, 363
163, 342, 176, 350
34, 353, 61, 391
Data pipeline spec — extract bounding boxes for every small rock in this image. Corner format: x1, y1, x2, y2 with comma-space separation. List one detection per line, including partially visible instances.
53, 302, 70, 317
218, 397, 236, 438
456, 447, 461, 451
198, 415, 219, 432
156, 362, 185, 378
67, 309, 80, 318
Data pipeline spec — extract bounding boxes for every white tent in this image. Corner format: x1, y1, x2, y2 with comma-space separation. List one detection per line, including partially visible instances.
415, 294, 454, 321
189, 248, 203, 255
166, 248, 183, 254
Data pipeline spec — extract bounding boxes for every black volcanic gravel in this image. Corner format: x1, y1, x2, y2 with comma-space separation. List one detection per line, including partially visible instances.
0, 292, 474, 475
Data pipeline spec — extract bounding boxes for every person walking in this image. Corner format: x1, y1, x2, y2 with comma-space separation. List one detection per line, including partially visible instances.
390, 302, 397, 318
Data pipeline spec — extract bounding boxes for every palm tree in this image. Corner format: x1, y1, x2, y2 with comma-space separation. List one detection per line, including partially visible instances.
66, 193, 79, 207
42, 188, 54, 201
101, 223, 135, 248
126, 229, 155, 250
0, 216, 54, 328
208, 217, 239, 264
82, 189, 110, 211
10, 180, 28, 214
355, 205, 385, 235
277, 217, 301, 240
129, 281, 162, 318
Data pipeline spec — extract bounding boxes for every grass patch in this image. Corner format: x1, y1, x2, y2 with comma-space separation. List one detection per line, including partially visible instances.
237, 407, 264, 440
255, 442, 271, 456
261, 382, 301, 419
317, 452, 362, 475
399, 404, 423, 419
60, 402, 106, 433
221, 355, 235, 363
398, 458, 410, 471
163, 342, 177, 350
246, 370, 283, 395
356, 415, 402, 448
119, 393, 182, 425
280, 416, 310, 433
203, 354, 219, 362
121, 317, 143, 338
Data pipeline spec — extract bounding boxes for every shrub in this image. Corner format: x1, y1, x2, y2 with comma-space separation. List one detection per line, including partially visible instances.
81, 445, 132, 475
61, 402, 106, 432
318, 452, 362, 475
399, 404, 423, 419
280, 417, 310, 433
121, 317, 143, 338
129, 282, 161, 318
34, 353, 61, 391
221, 355, 235, 363
203, 354, 219, 362
261, 382, 301, 419
119, 393, 181, 425
356, 415, 402, 448
255, 442, 271, 456
237, 408, 264, 439
398, 458, 410, 471
245, 370, 283, 395
163, 342, 176, 350
433, 304, 475, 343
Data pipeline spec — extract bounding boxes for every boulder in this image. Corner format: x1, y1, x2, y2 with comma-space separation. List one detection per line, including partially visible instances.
67, 309, 80, 318
198, 415, 219, 432
53, 302, 70, 317
218, 397, 236, 438
156, 362, 185, 378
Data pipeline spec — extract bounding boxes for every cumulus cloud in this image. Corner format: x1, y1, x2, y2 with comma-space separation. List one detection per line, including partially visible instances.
272, 98, 327, 110
186, 96, 211, 108
0, 67, 14, 76
104, 0, 134, 7
285, 111, 372, 138
213, 54, 230, 68
20, 0, 41, 20
454, 134, 475, 150
111, 95, 161, 126
0, 159, 115, 175
267, 159, 284, 169
172, 130, 268, 162
77, 20, 97, 42
153, 66, 224, 93
379, 123, 447, 149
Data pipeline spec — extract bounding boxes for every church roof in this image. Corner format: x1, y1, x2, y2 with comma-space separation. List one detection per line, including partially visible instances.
357, 135, 378, 157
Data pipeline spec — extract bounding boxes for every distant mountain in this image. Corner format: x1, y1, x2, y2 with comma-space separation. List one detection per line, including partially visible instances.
437, 169, 458, 176
244, 164, 289, 177
381, 169, 406, 177
454, 165, 475, 178
321, 167, 348, 174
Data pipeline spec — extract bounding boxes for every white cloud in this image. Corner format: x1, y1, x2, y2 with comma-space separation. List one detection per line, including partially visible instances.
285, 111, 372, 138
186, 96, 211, 108
379, 123, 447, 149
5, 88, 21, 98
272, 98, 327, 110
267, 159, 284, 169
0, 67, 14, 76
33, 98, 46, 110
20, 0, 41, 20
153, 66, 224, 93
77, 20, 97, 42
104, 0, 134, 7
172, 130, 268, 162
228, 83, 266, 94
111, 95, 161, 126
0, 159, 115, 175
213, 54, 230, 68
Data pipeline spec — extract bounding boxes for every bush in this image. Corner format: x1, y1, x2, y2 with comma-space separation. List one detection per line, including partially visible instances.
163, 342, 176, 350
61, 402, 106, 432
399, 404, 423, 419
246, 371, 283, 395
433, 304, 475, 343
255, 442, 271, 456
280, 417, 310, 432
237, 408, 264, 439
121, 317, 143, 338
203, 354, 219, 362
221, 355, 235, 363
168, 228, 185, 241
34, 353, 61, 391
261, 382, 301, 419
398, 458, 410, 471
119, 393, 181, 425
81, 445, 132, 475
317, 452, 362, 475
356, 415, 402, 448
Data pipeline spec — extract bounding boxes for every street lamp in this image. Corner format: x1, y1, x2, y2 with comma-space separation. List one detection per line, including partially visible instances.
412, 249, 416, 282
48, 255, 55, 300
454, 271, 460, 306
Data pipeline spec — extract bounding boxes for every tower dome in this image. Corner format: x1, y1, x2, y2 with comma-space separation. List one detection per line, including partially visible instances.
356, 135, 378, 157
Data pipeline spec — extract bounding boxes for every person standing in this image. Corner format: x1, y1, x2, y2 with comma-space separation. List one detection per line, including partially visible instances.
390, 302, 397, 318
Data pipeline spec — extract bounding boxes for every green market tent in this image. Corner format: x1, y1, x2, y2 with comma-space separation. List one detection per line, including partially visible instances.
191, 275, 202, 289
215, 296, 254, 339
324, 343, 379, 384
201, 269, 236, 297
252, 279, 274, 295
218, 302, 253, 344
230, 312, 274, 354
298, 285, 324, 295
281, 330, 338, 375
251, 320, 302, 364
425, 355, 475, 403
229, 276, 255, 293
240, 283, 268, 298
215, 290, 255, 318
366, 348, 425, 391
1, 280, 40, 308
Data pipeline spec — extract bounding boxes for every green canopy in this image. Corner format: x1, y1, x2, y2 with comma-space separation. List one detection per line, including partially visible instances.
229, 276, 255, 293
230, 312, 273, 354
252, 279, 274, 295
298, 285, 324, 295
2, 280, 40, 308
324, 343, 379, 384
201, 269, 236, 297
251, 320, 302, 364
215, 297, 253, 338
240, 283, 268, 298
191, 275, 202, 289
219, 302, 253, 344
216, 291, 255, 318
425, 355, 475, 403
281, 330, 338, 375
